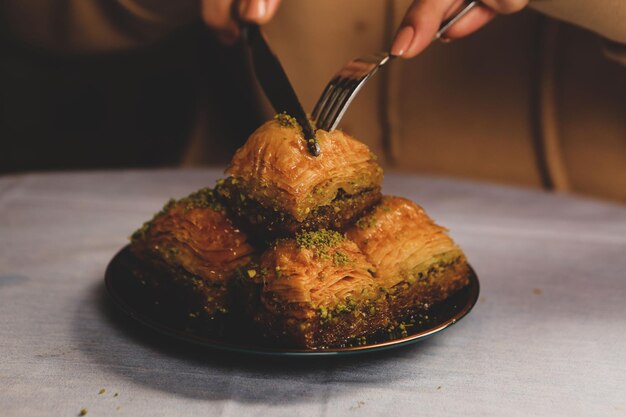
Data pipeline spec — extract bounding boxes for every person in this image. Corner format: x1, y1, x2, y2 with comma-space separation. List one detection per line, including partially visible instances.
1, 0, 625, 202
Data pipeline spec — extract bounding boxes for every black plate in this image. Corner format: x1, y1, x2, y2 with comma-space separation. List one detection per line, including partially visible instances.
105, 246, 479, 356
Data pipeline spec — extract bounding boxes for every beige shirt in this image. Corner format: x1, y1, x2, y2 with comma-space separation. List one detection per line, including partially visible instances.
3, 0, 626, 202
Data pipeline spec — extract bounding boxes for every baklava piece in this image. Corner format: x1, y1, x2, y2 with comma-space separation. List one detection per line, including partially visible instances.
218, 115, 383, 239
240, 229, 390, 349
346, 196, 470, 320
130, 188, 255, 324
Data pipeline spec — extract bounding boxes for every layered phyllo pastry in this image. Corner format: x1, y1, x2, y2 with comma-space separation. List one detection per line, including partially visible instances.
130, 188, 254, 322
218, 114, 383, 239
346, 196, 470, 320
125, 115, 474, 349
239, 229, 390, 349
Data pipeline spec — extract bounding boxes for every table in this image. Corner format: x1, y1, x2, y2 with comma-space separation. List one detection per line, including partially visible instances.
1, 169, 625, 417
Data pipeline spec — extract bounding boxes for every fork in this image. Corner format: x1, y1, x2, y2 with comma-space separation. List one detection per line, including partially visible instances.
312, 0, 479, 132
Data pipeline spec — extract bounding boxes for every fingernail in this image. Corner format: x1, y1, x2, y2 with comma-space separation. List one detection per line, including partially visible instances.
256, 0, 267, 19
390, 26, 414, 57
242, 0, 266, 20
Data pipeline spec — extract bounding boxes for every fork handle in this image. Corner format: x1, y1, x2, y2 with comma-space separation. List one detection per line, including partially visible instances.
435, 1, 480, 40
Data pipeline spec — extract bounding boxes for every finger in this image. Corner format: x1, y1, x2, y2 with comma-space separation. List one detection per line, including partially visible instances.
441, 4, 497, 39
201, 0, 240, 44
442, 0, 467, 20
239, 0, 282, 25
480, 0, 527, 14
390, 0, 457, 59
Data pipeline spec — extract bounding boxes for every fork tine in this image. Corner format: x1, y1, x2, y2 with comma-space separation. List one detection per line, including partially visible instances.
315, 62, 363, 129
318, 78, 359, 131
312, 53, 391, 132
316, 75, 353, 130
327, 76, 370, 131
318, 58, 377, 131
311, 76, 339, 121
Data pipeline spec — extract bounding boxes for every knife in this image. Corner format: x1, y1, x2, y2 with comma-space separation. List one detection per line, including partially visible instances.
242, 23, 320, 156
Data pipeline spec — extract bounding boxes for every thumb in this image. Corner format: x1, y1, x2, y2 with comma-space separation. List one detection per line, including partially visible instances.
238, 0, 282, 25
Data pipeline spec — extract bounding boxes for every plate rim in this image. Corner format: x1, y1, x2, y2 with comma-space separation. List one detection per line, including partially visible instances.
104, 245, 480, 356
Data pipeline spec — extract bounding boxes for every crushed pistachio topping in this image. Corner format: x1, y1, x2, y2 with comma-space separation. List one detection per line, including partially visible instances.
333, 251, 350, 266
296, 229, 344, 252
356, 216, 377, 230
274, 112, 298, 128
318, 297, 366, 324
130, 187, 223, 241
178, 188, 224, 211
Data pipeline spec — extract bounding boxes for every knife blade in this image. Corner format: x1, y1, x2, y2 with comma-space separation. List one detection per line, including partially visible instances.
243, 23, 320, 156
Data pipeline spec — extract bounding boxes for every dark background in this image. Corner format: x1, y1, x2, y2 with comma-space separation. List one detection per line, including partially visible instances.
0, 21, 262, 173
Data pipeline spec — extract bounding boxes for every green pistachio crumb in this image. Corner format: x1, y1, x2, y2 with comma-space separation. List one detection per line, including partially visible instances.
296, 229, 344, 253
274, 112, 298, 128
333, 251, 350, 266
356, 216, 377, 230
98, 389, 105, 395
130, 187, 223, 241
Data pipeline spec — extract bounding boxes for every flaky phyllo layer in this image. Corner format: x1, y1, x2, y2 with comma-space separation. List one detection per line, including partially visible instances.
226, 118, 383, 221
346, 196, 467, 291
131, 188, 254, 282
240, 229, 390, 348
127, 115, 471, 347
250, 230, 381, 320
130, 188, 255, 314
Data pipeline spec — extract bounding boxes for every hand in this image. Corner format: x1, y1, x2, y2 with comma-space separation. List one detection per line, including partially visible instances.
201, 0, 282, 44
390, 0, 529, 58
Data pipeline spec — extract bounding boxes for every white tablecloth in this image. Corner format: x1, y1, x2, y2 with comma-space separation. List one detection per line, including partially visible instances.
1, 169, 625, 417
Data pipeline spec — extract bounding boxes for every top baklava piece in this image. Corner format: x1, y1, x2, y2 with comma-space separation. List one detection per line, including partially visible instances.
218, 114, 383, 239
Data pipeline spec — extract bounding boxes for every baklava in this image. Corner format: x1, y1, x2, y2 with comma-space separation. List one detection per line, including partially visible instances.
218, 114, 383, 240
346, 196, 470, 320
130, 188, 254, 323
239, 229, 390, 349
125, 115, 474, 349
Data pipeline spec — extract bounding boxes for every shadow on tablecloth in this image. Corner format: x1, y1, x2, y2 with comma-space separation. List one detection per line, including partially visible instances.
72, 280, 434, 404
